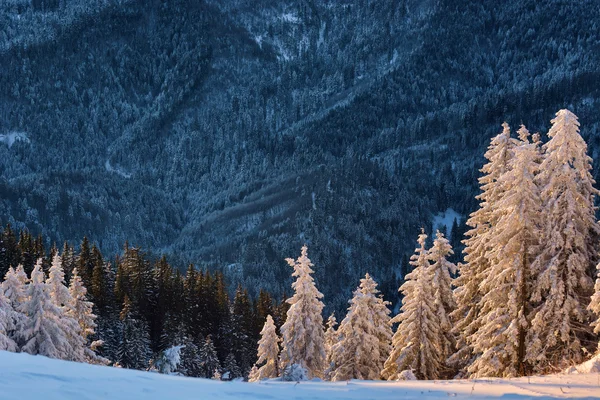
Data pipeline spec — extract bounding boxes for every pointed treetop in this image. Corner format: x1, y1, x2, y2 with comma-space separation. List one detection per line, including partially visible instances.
517, 124, 530, 142
548, 109, 579, 138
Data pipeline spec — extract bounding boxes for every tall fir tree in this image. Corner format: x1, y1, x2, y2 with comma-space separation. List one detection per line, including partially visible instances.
199, 336, 221, 379
61, 242, 76, 286
68, 268, 98, 358
527, 110, 600, 370
330, 274, 391, 381
76, 237, 94, 291
46, 254, 71, 308
249, 315, 280, 382
151, 255, 173, 354
231, 285, 257, 375
467, 126, 541, 378
382, 231, 441, 380
18, 231, 35, 277
178, 338, 203, 377
449, 123, 515, 373
323, 312, 338, 380
223, 352, 242, 380
117, 295, 152, 370
428, 230, 457, 374
279, 245, 326, 379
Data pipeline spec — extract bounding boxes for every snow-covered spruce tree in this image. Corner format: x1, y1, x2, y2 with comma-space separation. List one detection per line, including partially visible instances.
47, 254, 72, 307
467, 126, 541, 378
0, 288, 17, 351
2, 266, 27, 341
117, 296, 152, 370
330, 274, 391, 381
199, 336, 221, 379
590, 263, 600, 339
382, 231, 441, 380
279, 245, 326, 379
155, 345, 185, 374
2, 265, 27, 308
527, 110, 599, 371
249, 315, 280, 382
68, 268, 96, 343
46, 254, 86, 362
428, 230, 457, 371
449, 123, 515, 373
19, 260, 83, 361
178, 339, 203, 377
323, 312, 338, 380
68, 268, 106, 364
223, 352, 242, 380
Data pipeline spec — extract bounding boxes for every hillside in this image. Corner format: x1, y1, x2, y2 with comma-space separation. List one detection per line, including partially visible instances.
2, 0, 600, 311
1, 351, 599, 400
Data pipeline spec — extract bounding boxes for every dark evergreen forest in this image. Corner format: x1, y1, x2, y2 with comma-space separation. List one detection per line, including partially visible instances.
1, 0, 600, 314
0, 224, 288, 376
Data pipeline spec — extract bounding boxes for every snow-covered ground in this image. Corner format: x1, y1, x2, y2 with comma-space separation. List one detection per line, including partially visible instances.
1, 351, 599, 400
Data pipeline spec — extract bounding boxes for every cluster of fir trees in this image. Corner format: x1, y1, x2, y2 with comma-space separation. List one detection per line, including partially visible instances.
247, 245, 396, 382
0, 255, 102, 363
383, 109, 600, 379
449, 109, 600, 378
0, 232, 288, 378
385, 110, 600, 379
248, 110, 600, 383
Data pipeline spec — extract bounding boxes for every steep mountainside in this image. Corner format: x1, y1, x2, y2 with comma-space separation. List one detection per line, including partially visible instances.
1, 0, 600, 312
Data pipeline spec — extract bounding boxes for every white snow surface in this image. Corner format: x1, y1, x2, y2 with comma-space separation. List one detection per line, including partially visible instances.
1, 351, 600, 400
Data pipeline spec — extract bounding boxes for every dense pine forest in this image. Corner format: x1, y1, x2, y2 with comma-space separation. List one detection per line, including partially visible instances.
0, 229, 289, 378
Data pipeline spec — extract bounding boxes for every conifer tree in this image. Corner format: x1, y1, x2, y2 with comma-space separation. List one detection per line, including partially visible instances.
96, 262, 120, 362
279, 245, 326, 379
527, 110, 599, 370
178, 339, 203, 377
330, 274, 391, 381
61, 242, 76, 286
255, 289, 274, 333
324, 312, 338, 379
117, 295, 152, 370
467, 126, 541, 378
249, 315, 280, 381
47, 254, 72, 308
68, 268, 98, 356
382, 231, 441, 380
2, 266, 27, 308
223, 352, 242, 380
77, 237, 94, 290
151, 255, 173, 353
18, 231, 35, 277
200, 336, 221, 379
231, 285, 256, 375
91, 259, 108, 316
449, 124, 515, 372
428, 230, 457, 370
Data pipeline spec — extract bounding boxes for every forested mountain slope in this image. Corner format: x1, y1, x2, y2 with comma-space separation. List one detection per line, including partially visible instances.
1, 0, 600, 313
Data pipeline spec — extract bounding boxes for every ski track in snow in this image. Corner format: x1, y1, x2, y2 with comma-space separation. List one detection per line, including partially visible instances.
1, 351, 600, 400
